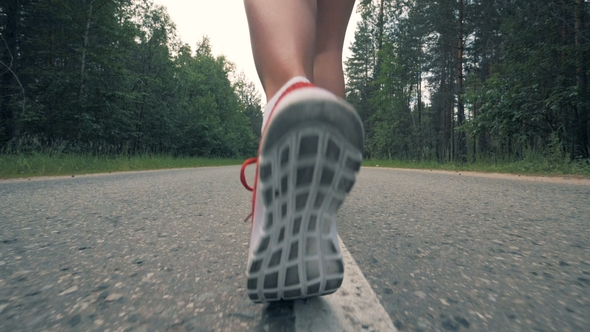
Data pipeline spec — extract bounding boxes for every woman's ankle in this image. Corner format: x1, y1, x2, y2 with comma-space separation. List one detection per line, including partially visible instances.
262, 76, 311, 131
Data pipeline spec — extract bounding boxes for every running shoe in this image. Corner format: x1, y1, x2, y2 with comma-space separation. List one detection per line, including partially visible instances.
240, 79, 364, 303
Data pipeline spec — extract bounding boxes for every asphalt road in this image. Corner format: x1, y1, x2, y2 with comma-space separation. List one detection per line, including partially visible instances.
0, 166, 589, 332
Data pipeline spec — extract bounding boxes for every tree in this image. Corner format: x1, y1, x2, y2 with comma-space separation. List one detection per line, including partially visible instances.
344, 0, 589, 163
233, 71, 263, 141
0, 0, 261, 158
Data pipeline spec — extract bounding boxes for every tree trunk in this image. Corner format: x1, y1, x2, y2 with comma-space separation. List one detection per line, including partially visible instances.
443, 31, 454, 163
472, 81, 478, 161
575, 0, 588, 157
0, 0, 20, 144
80, 0, 95, 99
417, 70, 422, 126
441, 36, 449, 162
562, 0, 569, 76
455, 0, 466, 162
373, 0, 386, 81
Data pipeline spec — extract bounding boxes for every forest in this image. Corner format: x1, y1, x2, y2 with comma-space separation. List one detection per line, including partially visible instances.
0, 0, 262, 158
347, 0, 590, 163
1, 0, 589, 167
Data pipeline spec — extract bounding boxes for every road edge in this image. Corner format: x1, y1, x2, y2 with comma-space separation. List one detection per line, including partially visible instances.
365, 166, 590, 185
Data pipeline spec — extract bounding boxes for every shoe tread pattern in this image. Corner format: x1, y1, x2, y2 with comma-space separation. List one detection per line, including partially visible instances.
247, 115, 362, 303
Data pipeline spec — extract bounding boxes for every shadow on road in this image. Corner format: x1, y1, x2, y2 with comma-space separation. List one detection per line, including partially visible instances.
253, 300, 296, 332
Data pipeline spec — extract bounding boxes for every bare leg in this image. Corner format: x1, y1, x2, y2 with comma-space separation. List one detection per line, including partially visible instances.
314, 0, 356, 97
243, 0, 317, 101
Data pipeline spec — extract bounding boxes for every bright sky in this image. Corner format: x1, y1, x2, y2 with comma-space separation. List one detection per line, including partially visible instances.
152, 0, 361, 102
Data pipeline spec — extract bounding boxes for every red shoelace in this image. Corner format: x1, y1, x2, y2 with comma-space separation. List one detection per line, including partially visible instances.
240, 157, 258, 223
240, 157, 258, 192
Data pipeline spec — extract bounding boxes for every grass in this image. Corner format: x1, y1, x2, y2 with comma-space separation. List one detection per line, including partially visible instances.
363, 156, 590, 178
2, 151, 589, 180
0, 153, 243, 179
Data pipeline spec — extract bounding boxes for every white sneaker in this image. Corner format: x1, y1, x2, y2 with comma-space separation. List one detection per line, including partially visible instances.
240, 78, 364, 303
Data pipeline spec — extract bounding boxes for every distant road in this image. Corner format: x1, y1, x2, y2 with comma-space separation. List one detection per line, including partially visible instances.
1, 167, 588, 331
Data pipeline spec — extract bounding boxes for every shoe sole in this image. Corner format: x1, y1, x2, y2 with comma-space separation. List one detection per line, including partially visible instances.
246, 96, 364, 303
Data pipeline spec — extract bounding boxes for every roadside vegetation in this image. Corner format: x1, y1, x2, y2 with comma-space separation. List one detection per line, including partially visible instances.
2, 147, 588, 180
364, 156, 590, 178
0, 151, 242, 180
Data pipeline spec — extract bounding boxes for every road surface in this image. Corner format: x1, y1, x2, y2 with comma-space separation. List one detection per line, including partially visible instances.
0, 166, 588, 331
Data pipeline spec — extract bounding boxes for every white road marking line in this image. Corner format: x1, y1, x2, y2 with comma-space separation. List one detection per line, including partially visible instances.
294, 237, 397, 332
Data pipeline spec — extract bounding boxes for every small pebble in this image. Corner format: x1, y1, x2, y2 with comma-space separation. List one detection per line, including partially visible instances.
58, 286, 78, 296
105, 293, 124, 302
